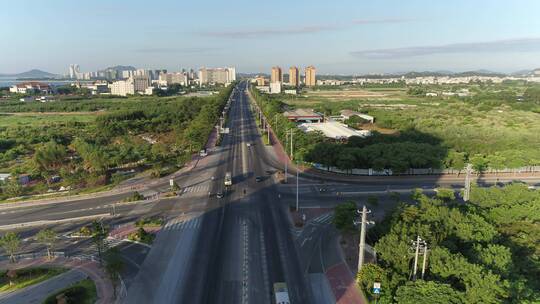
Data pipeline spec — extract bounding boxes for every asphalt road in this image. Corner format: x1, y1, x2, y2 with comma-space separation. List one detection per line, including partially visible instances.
176, 81, 312, 303
0, 269, 87, 304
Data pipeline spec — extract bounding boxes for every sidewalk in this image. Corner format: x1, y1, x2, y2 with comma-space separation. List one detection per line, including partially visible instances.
0, 257, 114, 304
326, 263, 366, 304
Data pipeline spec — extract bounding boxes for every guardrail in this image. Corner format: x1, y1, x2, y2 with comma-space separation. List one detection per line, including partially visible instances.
312, 163, 540, 176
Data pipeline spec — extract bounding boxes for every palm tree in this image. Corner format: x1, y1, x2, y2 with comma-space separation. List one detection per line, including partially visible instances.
36, 229, 57, 259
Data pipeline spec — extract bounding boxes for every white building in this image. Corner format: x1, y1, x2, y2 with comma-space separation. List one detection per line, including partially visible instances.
198, 67, 236, 85
256, 86, 270, 93
69, 64, 81, 79
298, 121, 371, 140
284, 89, 297, 95
339, 110, 374, 123
270, 82, 282, 94
110, 79, 135, 96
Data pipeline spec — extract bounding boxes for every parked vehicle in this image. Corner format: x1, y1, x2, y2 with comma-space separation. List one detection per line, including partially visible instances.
273, 282, 290, 304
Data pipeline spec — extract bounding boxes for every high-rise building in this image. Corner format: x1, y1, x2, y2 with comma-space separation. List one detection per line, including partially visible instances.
132, 75, 150, 92
255, 76, 265, 86
271, 66, 282, 84
305, 66, 316, 87
289, 66, 299, 87
198, 67, 236, 85
69, 64, 81, 79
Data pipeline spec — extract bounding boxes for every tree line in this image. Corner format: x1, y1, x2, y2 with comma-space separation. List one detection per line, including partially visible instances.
355, 184, 540, 303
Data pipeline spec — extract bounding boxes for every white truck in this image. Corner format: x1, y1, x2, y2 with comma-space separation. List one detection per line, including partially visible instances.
273, 282, 290, 304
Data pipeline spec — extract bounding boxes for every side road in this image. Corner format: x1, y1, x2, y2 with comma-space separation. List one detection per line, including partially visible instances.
0, 257, 114, 304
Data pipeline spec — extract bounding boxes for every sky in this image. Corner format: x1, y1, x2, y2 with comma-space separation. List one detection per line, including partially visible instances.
1, 0, 540, 75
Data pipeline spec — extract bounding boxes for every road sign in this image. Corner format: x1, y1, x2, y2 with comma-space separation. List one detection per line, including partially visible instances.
373, 282, 381, 294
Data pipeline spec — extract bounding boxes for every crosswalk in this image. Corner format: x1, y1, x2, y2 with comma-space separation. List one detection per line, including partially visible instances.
278, 185, 323, 195
179, 184, 210, 195
310, 213, 334, 226
163, 217, 202, 231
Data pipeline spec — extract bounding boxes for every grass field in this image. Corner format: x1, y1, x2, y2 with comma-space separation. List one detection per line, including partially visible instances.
0, 112, 96, 128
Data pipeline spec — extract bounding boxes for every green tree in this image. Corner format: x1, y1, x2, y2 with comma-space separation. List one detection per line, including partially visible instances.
435, 188, 455, 201
33, 142, 67, 177
333, 201, 357, 232
394, 281, 464, 304
104, 247, 124, 298
0, 232, 21, 262
36, 228, 57, 259
91, 220, 109, 265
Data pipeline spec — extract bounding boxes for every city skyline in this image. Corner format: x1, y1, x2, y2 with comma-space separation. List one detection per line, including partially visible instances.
1, 0, 540, 74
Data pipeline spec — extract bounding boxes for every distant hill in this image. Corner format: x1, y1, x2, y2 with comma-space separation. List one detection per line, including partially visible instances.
0, 69, 60, 79
102, 65, 136, 72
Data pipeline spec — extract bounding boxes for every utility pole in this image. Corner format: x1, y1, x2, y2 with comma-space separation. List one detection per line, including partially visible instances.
412, 235, 421, 281
284, 130, 288, 183
296, 164, 299, 211
411, 236, 428, 281
464, 163, 473, 201
267, 121, 270, 144
356, 206, 373, 273
290, 129, 294, 160
421, 245, 428, 280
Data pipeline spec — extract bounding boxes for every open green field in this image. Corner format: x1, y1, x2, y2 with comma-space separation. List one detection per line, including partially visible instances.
0, 113, 97, 128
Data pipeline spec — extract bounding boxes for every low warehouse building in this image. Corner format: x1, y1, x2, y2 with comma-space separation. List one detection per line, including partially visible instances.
298, 121, 371, 140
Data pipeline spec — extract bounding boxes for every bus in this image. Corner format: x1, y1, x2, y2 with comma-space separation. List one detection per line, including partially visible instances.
273, 282, 290, 304
224, 172, 232, 186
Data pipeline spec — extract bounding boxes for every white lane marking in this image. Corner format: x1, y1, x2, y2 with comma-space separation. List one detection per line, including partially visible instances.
241, 218, 249, 304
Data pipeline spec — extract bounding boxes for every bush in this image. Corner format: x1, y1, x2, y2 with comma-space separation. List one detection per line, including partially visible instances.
123, 191, 144, 202
43, 279, 97, 304
128, 227, 155, 244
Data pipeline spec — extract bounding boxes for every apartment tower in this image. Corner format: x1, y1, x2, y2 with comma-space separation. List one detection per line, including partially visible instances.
289, 66, 299, 87
271, 66, 283, 84
305, 66, 316, 87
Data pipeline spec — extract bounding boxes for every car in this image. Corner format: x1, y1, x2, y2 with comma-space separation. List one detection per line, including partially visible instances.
319, 187, 328, 193
216, 192, 224, 198
199, 149, 208, 157
255, 176, 263, 182
246, 143, 252, 147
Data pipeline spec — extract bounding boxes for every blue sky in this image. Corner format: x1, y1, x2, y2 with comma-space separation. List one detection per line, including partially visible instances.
2, 0, 540, 74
